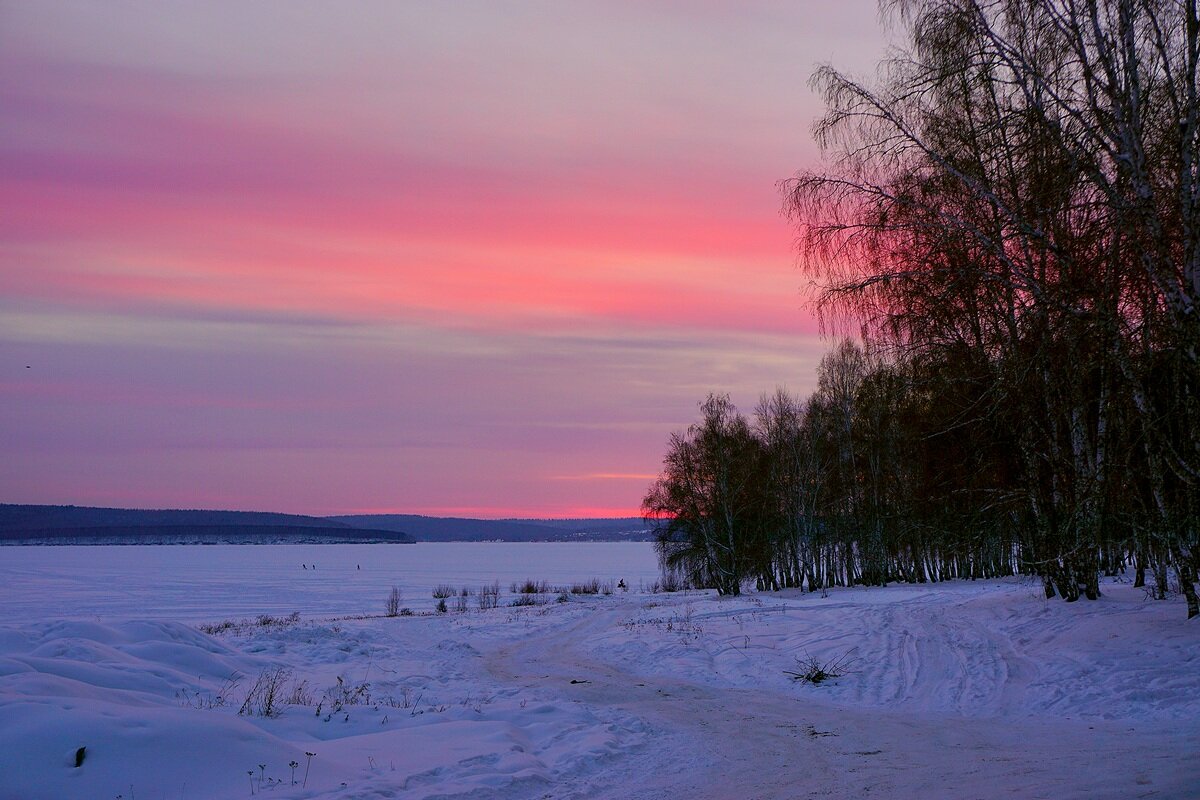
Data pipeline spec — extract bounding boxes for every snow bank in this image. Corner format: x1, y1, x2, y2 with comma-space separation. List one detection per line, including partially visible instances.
0, 605, 645, 799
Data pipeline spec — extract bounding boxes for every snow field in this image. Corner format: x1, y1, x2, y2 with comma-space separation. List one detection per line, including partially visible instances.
0, 600, 647, 799
0, 550, 1196, 799
589, 577, 1200, 722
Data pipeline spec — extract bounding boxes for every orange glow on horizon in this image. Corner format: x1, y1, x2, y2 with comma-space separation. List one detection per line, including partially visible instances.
346, 506, 647, 521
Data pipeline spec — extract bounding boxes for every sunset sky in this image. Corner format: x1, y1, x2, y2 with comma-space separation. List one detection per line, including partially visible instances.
1, 1, 886, 517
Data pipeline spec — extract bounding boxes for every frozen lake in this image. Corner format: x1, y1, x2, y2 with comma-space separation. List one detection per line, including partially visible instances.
0, 541, 660, 624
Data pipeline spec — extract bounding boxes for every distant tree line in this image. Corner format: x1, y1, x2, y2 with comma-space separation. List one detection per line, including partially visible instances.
645, 0, 1199, 617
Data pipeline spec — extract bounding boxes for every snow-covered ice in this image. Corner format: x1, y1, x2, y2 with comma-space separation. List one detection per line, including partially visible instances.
0, 544, 1196, 799
0, 542, 662, 623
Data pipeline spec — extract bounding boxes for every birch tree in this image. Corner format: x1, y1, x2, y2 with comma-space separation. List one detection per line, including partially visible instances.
784, 0, 1199, 615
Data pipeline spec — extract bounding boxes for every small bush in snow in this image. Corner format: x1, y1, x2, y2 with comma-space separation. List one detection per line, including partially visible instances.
200, 611, 300, 636
645, 573, 689, 593
286, 679, 313, 706
322, 675, 371, 708
477, 581, 501, 610
180, 674, 242, 709
239, 666, 292, 717
379, 687, 419, 709
385, 586, 402, 617
785, 651, 858, 685
314, 676, 371, 721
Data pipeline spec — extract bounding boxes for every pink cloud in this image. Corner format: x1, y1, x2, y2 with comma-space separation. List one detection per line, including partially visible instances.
0, 0, 880, 515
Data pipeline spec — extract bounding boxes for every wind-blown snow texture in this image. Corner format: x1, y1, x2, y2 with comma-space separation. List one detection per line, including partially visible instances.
0, 545, 1195, 799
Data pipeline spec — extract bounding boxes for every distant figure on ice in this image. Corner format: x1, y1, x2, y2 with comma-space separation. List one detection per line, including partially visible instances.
618, 579, 627, 591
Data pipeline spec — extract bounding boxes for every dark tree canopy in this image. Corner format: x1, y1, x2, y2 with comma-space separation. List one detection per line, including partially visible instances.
646, 0, 1199, 616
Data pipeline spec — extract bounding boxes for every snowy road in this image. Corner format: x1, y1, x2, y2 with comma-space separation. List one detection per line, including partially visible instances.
487, 590, 1198, 800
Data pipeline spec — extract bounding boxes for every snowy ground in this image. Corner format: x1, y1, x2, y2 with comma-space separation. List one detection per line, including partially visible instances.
0, 552, 1196, 799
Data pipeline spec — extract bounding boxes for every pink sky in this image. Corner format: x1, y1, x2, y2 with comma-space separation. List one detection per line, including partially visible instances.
1, 1, 887, 517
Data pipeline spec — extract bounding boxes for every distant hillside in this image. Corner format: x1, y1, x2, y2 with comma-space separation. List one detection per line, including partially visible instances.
329, 514, 652, 542
0, 505, 411, 545
0, 504, 353, 530
0, 504, 649, 544
0, 525, 413, 546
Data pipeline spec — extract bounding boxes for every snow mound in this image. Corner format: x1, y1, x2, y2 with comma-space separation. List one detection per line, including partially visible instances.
0, 620, 293, 799
0, 612, 646, 799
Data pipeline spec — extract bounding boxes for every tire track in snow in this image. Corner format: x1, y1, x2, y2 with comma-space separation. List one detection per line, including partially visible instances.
480, 594, 1198, 800
485, 606, 845, 800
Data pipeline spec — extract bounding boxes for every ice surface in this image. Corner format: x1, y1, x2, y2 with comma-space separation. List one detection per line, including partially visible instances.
0, 542, 660, 622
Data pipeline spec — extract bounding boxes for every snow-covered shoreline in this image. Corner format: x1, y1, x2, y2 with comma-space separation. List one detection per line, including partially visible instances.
1, 571, 1196, 799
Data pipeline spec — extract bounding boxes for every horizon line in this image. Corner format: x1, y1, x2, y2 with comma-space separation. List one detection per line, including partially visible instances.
2, 499, 646, 521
